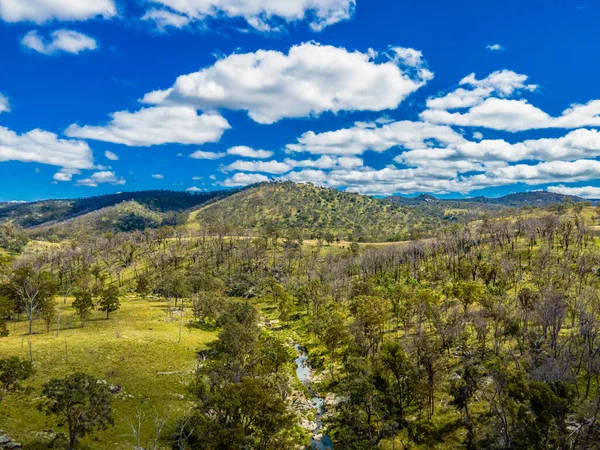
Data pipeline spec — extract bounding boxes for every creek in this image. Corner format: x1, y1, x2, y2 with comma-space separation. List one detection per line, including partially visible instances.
294, 344, 333, 450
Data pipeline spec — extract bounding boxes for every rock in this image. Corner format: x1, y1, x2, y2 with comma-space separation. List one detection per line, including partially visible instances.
109, 384, 123, 394
0, 432, 22, 449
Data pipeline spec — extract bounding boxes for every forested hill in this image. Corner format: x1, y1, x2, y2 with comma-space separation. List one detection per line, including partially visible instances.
390, 190, 589, 207
191, 181, 445, 242
1, 184, 590, 242
0, 190, 229, 229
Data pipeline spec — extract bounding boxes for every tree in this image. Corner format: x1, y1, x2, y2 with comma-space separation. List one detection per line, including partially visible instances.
98, 285, 120, 319
265, 280, 294, 322
40, 299, 57, 333
41, 373, 113, 450
72, 290, 94, 327
0, 356, 34, 403
179, 378, 296, 449
317, 309, 347, 379
449, 281, 485, 315
135, 272, 153, 297
9, 266, 57, 334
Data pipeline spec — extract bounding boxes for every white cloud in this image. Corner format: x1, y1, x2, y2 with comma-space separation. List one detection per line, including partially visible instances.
227, 146, 273, 159
287, 120, 465, 155
484, 160, 600, 185
143, 42, 433, 124
0, 0, 116, 23
223, 159, 292, 174
192, 176, 202, 180
422, 70, 600, 132
66, 106, 230, 146
142, 8, 191, 30
145, 0, 355, 32
75, 171, 125, 187
190, 150, 226, 160
22, 29, 98, 55
425, 70, 537, 111
0, 126, 94, 169
53, 168, 80, 182
186, 186, 203, 192
486, 44, 504, 51
152, 173, 164, 179
223, 155, 364, 176
104, 150, 119, 160
423, 98, 600, 131
399, 128, 600, 167
547, 185, 600, 199
0, 93, 10, 114
284, 155, 363, 169
222, 172, 270, 186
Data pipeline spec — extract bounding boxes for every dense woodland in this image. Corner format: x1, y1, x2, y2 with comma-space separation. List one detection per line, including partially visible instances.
2, 184, 600, 449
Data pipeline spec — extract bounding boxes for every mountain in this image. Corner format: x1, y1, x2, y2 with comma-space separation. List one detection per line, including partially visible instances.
190, 181, 442, 242
2, 184, 590, 243
0, 190, 229, 230
390, 190, 590, 208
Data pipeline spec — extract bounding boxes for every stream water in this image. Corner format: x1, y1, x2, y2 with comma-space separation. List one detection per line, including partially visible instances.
294, 344, 333, 450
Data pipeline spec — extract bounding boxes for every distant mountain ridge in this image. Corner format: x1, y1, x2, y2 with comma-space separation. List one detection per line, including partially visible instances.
390, 190, 591, 207
0, 184, 591, 241
0, 190, 229, 229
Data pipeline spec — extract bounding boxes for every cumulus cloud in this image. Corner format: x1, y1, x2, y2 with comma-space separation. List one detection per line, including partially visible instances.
486, 44, 504, 51
422, 70, 600, 131
66, 106, 230, 146
227, 146, 273, 159
223, 155, 363, 175
104, 150, 118, 160
145, 0, 356, 32
547, 185, 600, 199
425, 70, 537, 111
222, 172, 270, 186
152, 173, 164, 179
186, 186, 203, 192
223, 160, 292, 174
287, 120, 465, 155
142, 8, 191, 30
0, 0, 116, 23
22, 29, 98, 55
53, 168, 80, 182
0, 93, 10, 114
0, 126, 94, 170
398, 128, 600, 167
190, 150, 226, 159
143, 42, 433, 124
75, 171, 125, 187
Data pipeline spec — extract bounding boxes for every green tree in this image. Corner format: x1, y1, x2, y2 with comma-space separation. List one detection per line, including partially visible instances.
135, 272, 153, 297
72, 290, 94, 327
41, 373, 113, 450
449, 281, 485, 315
98, 285, 120, 319
0, 356, 34, 403
179, 378, 296, 449
317, 309, 347, 379
9, 266, 57, 334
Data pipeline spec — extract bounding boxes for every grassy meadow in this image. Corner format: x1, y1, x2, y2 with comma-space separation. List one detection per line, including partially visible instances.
0, 295, 217, 449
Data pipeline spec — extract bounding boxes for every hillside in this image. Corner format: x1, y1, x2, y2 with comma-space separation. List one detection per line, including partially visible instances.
27, 201, 168, 241
191, 181, 446, 241
0, 190, 228, 229
390, 190, 589, 207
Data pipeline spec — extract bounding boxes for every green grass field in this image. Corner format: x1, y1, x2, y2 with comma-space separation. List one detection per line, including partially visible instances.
0, 296, 217, 449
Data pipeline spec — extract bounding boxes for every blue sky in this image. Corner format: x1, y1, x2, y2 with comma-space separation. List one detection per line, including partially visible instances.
1, 0, 600, 201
